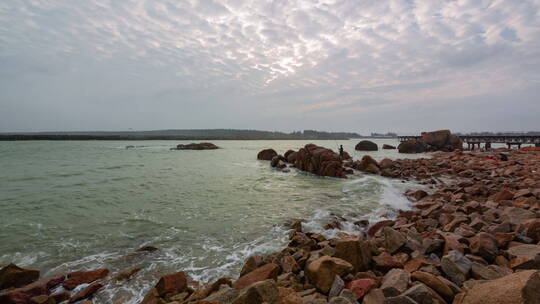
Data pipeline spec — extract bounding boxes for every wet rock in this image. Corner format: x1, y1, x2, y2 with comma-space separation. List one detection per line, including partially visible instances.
368, 220, 395, 237
175, 142, 219, 150
305, 256, 353, 293
232, 279, 280, 304
355, 141, 378, 151
137, 245, 159, 252
155, 271, 187, 297
69, 282, 103, 303
233, 263, 279, 290
380, 268, 410, 297
333, 239, 372, 272
382, 144, 396, 150
379, 158, 395, 169
455, 270, 540, 304
30, 295, 54, 304
0, 264, 40, 290
63, 269, 109, 290
441, 250, 471, 286
240, 256, 264, 277
113, 267, 141, 281
257, 149, 278, 160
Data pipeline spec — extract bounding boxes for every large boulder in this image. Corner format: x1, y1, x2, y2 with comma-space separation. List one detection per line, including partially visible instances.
232, 279, 280, 304
294, 144, 347, 178
257, 149, 278, 160
333, 239, 372, 272
421, 130, 463, 151
454, 270, 540, 304
355, 140, 378, 151
175, 142, 219, 150
0, 264, 40, 290
0, 274, 64, 304
398, 140, 429, 153
305, 256, 353, 293
155, 271, 187, 297
382, 144, 396, 149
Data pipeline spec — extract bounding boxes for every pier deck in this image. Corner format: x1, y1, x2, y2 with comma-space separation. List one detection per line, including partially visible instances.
398, 135, 540, 149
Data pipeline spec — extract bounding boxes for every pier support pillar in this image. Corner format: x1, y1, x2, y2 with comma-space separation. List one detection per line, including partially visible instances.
507, 143, 511, 149
536, 143, 540, 147
518, 144, 522, 149
485, 142, 491, 150
467, 143, 471, 150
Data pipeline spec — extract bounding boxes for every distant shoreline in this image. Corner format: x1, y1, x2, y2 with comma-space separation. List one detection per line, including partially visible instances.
0, 134, 383, 141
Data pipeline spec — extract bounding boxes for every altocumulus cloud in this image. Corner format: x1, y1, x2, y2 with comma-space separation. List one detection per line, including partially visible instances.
0, 0, 539, 133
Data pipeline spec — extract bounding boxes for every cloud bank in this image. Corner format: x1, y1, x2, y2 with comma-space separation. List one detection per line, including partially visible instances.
1, 0, 539, 133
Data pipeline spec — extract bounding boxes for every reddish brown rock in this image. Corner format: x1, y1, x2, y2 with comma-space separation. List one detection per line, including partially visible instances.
367, 220, 395, 237
455, 270, 540, 304
294, 144, 347, 178
305, 256, 353, 293
233, 263, 280, 290
0, 264, 40, 290
63, 269, 109, 290
257, 149, 278, 160
333, 239, 372, 272
240, 256, 264, 277
155, 271, 187, 297
355, 140, 378, 151
348, 278, 377, 299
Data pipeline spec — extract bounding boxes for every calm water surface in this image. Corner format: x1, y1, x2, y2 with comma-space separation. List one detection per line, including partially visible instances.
0, 139, 425, 303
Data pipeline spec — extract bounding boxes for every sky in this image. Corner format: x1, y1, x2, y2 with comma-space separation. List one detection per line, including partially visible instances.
0, 0, 539, 134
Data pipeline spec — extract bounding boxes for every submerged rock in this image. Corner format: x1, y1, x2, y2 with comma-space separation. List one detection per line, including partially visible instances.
174, 142, 219, 150
0, 264, 40, 290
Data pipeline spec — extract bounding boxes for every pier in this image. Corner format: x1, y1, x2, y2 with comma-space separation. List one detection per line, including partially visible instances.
398, 135, 540, 149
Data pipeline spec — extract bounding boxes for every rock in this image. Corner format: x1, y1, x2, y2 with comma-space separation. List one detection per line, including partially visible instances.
401, 284, 433, 304
203, 284, 239, 303
233, 263, 279, 290
329, 275, 345, 298
507, 244, 540, 270
279, 287, 303, 304
421, 130, 451, 148
361, 288, 385, 304
294, 144, 347, 178
383, 295, 419, 304
287, 152, 298, 163
381, 268, 410, 297
113, 267, 141, 281
349, 278, 377, 299
240, 256, 264, 277
232, 279, 280, 304
0, 274, 65, 304
410, 271, 453, 301
368, 220, 395, 237
136, 245, 159, 252
175, 142, 219, 150
355, 141, 378, 151
355, 156, 380, 175
382, 227, 406, 254
50, 291, 70, 303
501, 207, 535, 225
30, 295, 54, 304
470, 262, 503, 280
63, 269, 109, 290
155, 271, 187, 297
69, 282, 102, 303
522, 219, 540, 241
455, 270, 540, 304
0, 264, 40, 290
333, 239, 372, 272
257, 149, 278, 160
469, 232, 499, 263
284, 150, 296, 160
305, 256, 353, 293
441, 250, 471, 286
281, 256, 300, 274
382, 144, 396, 150
398, 140, 428, 154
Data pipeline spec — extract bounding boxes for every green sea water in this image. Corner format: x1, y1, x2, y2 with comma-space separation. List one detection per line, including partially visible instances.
0, 139, 424, 303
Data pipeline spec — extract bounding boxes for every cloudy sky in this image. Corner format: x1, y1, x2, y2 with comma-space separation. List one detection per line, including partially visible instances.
1, 0, 539, 134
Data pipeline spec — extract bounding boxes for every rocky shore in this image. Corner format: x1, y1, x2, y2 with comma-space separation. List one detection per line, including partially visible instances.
1, 149, 540, 304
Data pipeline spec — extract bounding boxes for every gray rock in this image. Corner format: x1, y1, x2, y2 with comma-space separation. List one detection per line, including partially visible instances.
204, 285, 239, 303
329, 296, 354, 304
441, 250, 471, 286
401, 284, 433, 304
383, 227, 406, 254
339, 289, 359, 304
362, 288, 385, 304
329, 275, 345, 299
381, 268, 410, 297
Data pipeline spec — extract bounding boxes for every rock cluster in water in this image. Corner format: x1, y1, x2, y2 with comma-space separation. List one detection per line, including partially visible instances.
399, 130, 463, 153
2, 149, 540, 304
355, 141, 378, 151
259, 144, 352, 178
173, 143, 219, 150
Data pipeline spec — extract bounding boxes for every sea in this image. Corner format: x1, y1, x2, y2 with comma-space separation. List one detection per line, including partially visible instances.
0, 139, 426, 303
